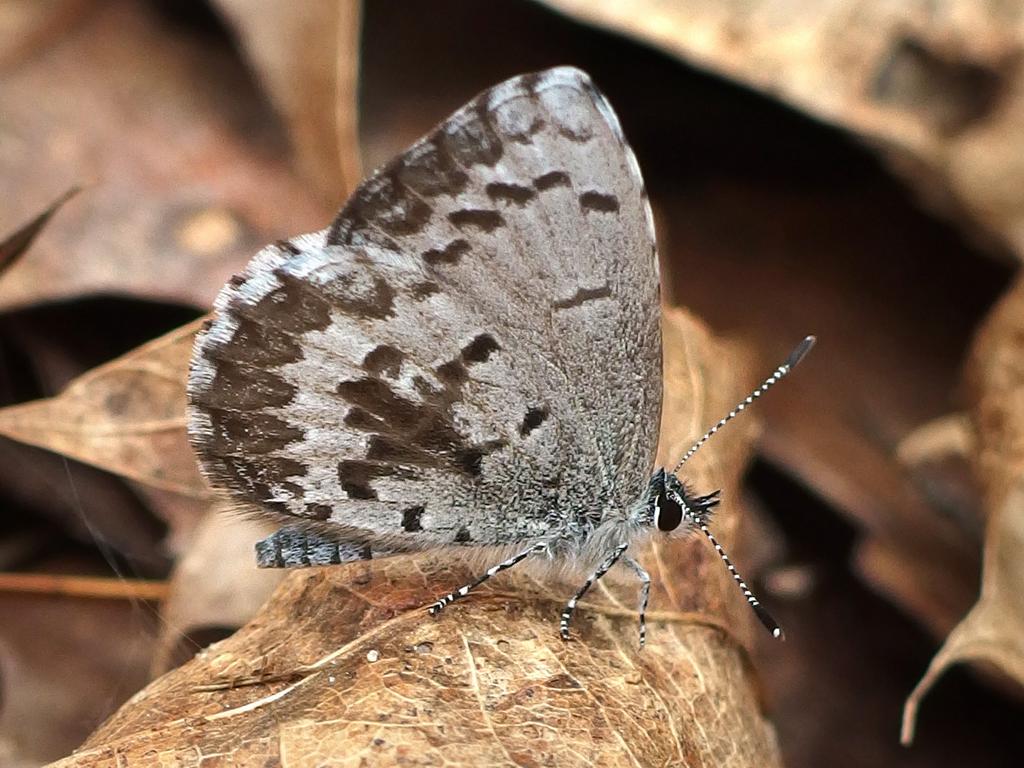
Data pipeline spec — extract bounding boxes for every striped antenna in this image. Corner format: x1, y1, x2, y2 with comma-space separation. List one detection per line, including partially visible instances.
672, 336, 816, 474
697, 519, 784, 639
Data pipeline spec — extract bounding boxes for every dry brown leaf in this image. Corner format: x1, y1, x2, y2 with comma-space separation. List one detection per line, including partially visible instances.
49, 309, 784, 767
153, 509, 285, 676
0, 317, 209, 498
0, 186, 78, 274
895, 412, 975, 467
902, 275, 1024, 743
0, 0, 330, 312
864, 413, 981, 639
0, 564, 158, 767
0, 0, 92, 70
537, 0, 1024, 260
213, 0, 363, 207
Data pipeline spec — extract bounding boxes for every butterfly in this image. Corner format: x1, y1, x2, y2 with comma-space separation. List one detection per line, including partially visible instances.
186, 66, 813, 647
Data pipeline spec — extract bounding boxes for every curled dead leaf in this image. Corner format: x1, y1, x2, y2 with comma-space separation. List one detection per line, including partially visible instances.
901, 480, 1024, 745
50, 309, 784, 767
902, 274, 1024, 743
213, 0, 363, 206
0, 318, 209, 497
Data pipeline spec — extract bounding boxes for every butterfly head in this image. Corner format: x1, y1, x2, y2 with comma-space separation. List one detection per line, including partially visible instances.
648, 468, 720, 534
644, 467, 784, 639
632, 336, 815, 641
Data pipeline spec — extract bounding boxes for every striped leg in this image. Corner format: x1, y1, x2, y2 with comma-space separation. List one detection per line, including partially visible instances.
560, 543, 629, 642
428, 542, 546, 615
622, 555, 651, 648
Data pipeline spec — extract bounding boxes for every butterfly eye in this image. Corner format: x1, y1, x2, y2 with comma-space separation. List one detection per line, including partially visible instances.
655, 489, 685, 531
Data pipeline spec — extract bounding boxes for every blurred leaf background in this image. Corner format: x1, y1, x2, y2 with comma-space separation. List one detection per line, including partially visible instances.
1, 0, 1023, 766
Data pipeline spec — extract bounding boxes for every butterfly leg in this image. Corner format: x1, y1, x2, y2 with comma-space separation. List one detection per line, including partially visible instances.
560, 543, 629, 642
621, 555, 651, 648
428, 542, 547, 615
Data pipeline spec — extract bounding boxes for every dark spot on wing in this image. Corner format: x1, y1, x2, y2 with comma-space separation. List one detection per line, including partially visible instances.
521, 72, 543, 93
423, 238, 470, 266
199, 361, 296, 410
454, 526, 472, 543
217, 455, 306, 515
448, 209, 505, 233
436, 359, 468, 385
365, 435, 436, 467
378, 172, 434, 235
329, 98, 511, 246
211, 316, 302, 368
235, 270, 332, 335
338, 460, 408, 500
402, 505, 424, 532
507, 116, 546, 144
344, 406, 384, 431
332, 170, 433, 245
462, 333, 500, 363
437, 334, 499, 384
534, 171, 571, 191
558, 124, 594, 143
305, 503, 332, 520
363, 345, 404, 377
455, 448, 487, 476
331, 274, 396, 320
552, 284, 613, 310
410, 280, 440, 300
520, 406, 549, 437
337, 343, 507, 488
205, 410, 303, 456
397, 139, 469, 197
338, 378, 420, 424
439, 101, 504, 168
486, 182, 537, 206
275, 239, 301, 255
579, 191, 620, 213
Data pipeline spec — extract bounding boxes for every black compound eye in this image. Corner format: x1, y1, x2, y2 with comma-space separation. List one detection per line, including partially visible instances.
656, 490, 684, 531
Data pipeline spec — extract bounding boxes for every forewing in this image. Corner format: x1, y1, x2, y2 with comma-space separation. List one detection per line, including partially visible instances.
187, 67, 661, 548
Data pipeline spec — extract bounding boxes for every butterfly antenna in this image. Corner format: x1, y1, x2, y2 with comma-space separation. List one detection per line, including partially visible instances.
672, 335, 816, 474
696, 518, 785, 639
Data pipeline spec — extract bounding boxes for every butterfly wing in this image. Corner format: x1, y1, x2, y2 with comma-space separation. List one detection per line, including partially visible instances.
187, 67, 661, 549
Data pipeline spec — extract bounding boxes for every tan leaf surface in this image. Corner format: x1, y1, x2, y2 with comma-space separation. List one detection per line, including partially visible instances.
213, 0, 363, 206
0, 0, 92, 69
0, 0, 330, 312
49, 309, 783, 767
902, 275, 1024, 743
0, 318, 209, 497
152, 509, 285, 676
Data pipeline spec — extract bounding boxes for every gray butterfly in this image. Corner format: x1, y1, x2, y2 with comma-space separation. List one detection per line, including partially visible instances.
187, 66, 812, 646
